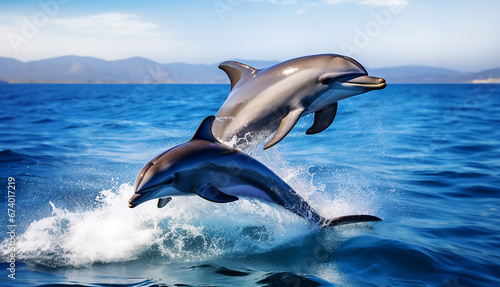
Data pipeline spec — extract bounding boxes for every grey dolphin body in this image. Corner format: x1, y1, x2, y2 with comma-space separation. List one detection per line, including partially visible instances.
212, 54, 386, 149
129, 116, 381, 228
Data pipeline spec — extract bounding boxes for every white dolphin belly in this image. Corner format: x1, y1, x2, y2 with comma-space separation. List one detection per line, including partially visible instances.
220, 185, 273, 202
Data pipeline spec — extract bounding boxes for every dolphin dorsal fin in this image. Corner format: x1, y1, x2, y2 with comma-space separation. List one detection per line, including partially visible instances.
191, 116, 220, 143
219, 61, 258, 91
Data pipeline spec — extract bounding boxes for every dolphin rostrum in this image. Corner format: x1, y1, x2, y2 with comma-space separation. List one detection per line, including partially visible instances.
129, 116, 381, 228
212, 54, 386, 149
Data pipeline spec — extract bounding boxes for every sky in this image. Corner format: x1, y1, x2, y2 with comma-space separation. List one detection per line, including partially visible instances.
0, 0, 499, 71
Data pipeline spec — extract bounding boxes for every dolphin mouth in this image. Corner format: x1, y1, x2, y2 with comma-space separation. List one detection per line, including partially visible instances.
128, 185, 162, 208
342, 75, 386, 90
128, 195, 139, 208
129, 183, 183, 208
128, 193, 148, 208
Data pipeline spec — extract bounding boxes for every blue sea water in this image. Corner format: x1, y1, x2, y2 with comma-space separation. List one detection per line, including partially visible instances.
0, 83, 499, 287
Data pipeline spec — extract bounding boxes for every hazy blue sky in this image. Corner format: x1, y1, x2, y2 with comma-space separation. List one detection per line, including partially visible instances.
1, 0, 499, 71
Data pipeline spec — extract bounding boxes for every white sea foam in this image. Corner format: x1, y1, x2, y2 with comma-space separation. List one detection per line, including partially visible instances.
249, 145, 381, 220
5, 185, 160, 267
3, 182, 312, 268
1, 145, 381, 268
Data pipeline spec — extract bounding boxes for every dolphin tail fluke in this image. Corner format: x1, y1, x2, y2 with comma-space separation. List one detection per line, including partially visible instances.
323, 215, 381, 228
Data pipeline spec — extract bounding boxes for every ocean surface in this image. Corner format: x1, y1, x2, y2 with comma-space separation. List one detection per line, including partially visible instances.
0, 83, 499, 287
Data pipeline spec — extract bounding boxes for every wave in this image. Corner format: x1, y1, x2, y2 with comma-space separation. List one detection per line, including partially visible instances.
2, 149, 382, 269
0, 149, 33, 163
0, 262, 336, 287
3, 183, 312, 268
0, 149, 62, 170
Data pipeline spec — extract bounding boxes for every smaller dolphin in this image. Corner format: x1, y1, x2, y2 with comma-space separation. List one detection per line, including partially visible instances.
129, 116, 381, 228
212, 54, 386, 149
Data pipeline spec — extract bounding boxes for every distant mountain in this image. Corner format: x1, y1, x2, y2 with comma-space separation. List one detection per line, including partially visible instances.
471, 68, 500, 83
0, 56, 177, 83
0, 56, 499, 84
164, 59, 279, 83
165, 62, 223, 83
369, 66, 468, 83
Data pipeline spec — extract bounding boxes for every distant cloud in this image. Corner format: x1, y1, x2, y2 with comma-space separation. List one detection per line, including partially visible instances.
53, 13, 160, 36
323, 0, 409, 7
260, 0, 409, 9
269, 0, 299, 4
252, 0, 319, 6
0, 11, 178, 63
360, 0, 409, 6
296, 9, 307, 15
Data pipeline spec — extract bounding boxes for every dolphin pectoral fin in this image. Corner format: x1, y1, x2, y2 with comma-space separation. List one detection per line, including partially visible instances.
263, 109, 304, 150
157, 197, 172, 208
219, 61, 258, 91
306, 102, 338, 135
195, 183, 239, 203
323, 215, 381, 228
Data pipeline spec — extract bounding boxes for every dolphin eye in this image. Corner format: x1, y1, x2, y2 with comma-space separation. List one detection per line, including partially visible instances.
321, 78, 332, 85
319, 74, 338, 84
165, 176, 175, 184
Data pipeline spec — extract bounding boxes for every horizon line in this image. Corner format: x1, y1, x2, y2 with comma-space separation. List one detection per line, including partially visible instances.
1, 54, 496, 73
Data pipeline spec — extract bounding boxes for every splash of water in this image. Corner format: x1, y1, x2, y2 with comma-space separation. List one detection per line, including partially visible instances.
2, 137, 382, 269
3, 182, 313, 268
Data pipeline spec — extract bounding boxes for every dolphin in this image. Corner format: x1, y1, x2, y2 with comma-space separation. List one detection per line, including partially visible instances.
212, 54, 386, 149
128, 116, 381, 228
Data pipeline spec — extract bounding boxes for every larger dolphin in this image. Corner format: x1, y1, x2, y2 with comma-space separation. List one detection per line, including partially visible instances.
129, 116, 381, 228
212, 54, 386, 149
